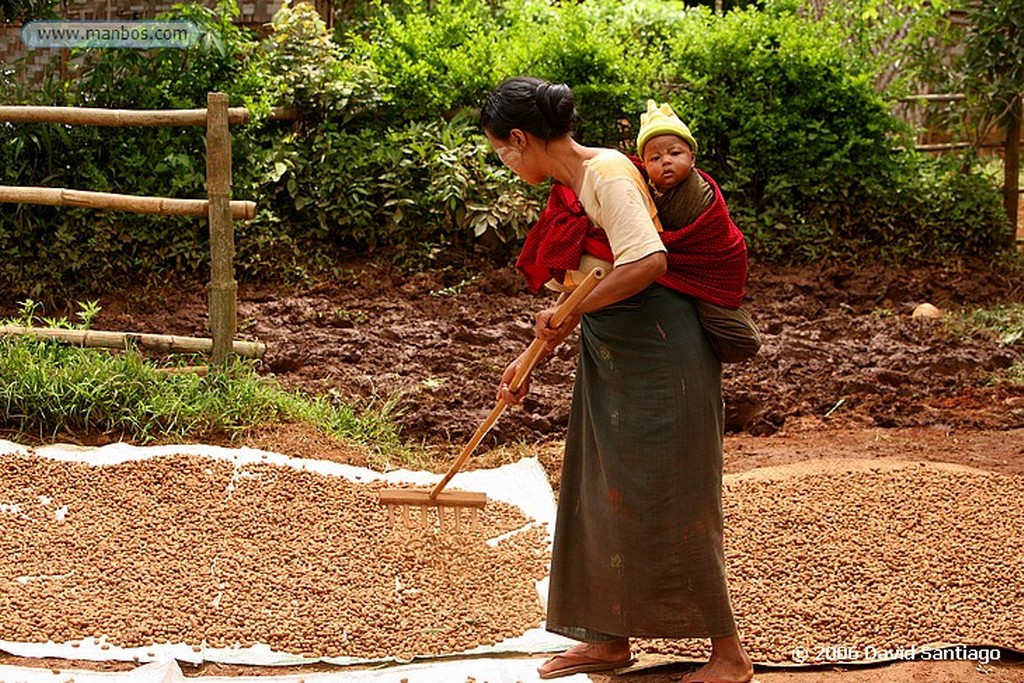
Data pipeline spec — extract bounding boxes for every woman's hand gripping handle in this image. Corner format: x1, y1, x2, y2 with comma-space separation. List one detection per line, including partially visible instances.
498, 267, 606, 406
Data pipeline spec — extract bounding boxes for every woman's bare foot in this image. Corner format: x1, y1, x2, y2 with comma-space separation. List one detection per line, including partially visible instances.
675, 657, 754, 682
537, 638, 633, 679
675, 634, 754, 683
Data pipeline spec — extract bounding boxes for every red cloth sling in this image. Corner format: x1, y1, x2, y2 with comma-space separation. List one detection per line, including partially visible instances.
516, 161, 748, 309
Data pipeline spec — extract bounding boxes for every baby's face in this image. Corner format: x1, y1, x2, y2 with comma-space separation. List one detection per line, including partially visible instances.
642, 134, 695, 190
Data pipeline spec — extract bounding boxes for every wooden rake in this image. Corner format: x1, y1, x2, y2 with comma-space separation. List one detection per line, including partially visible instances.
378, 266, 606, 531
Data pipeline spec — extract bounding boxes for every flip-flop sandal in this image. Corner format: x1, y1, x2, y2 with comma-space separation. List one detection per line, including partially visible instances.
537, 652, 635, 679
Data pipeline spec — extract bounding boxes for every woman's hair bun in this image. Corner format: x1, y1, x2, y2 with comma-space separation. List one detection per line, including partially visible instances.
481, 77, 578, 141
534, 81, 577, 137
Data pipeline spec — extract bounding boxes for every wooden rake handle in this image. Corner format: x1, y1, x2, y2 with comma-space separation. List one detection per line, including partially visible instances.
429, 266, 606, 499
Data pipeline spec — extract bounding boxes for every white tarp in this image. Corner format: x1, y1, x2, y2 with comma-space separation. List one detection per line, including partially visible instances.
0, 655, 595, 683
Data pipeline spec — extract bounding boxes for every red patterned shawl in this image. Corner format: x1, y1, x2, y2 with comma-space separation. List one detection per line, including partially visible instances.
516, 163, 748, 309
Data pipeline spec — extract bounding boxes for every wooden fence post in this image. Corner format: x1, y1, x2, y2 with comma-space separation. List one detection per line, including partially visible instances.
1005, 93, 1022, 244
206, 92, 237, 365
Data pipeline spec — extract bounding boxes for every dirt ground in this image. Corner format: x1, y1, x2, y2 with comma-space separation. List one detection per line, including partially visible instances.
5, 257, 1024, 682
91, 258, 1024, 451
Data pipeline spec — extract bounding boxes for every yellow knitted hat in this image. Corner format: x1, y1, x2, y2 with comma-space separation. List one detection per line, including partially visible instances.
636, 99, 698, 156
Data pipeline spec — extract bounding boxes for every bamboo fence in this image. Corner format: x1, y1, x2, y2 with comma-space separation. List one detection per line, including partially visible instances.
0, 92, 262, 363
0, 186, 255, 219
0, 325, 264, 357
899, 92, 1023, 243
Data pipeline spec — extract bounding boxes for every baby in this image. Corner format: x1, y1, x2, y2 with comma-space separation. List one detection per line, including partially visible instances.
636, 99, 761, 363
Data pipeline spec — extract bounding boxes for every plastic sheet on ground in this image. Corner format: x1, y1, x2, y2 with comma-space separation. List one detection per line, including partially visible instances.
0, 655, 599, 683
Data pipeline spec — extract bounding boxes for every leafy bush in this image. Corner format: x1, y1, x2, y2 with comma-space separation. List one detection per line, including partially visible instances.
68, 1, 257, 109
248, 0, 385, 118
341, 0, 498, 122
490, 1, 639, 146
253, 111, 540, 264
849, 151, 1010, 260
340, 0, 671, 143
651, 5, 1009, 263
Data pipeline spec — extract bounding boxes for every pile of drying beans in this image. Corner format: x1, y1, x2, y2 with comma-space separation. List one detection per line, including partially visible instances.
0, 452, 550, 660
638, 462, 1024, 663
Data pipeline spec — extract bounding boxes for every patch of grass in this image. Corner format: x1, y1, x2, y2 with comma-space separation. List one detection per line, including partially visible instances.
271, 387, 413, 468
946, 303, 1024, 347
333, 308, 368, 325
944, 303, 1024, 386
430, 275, 482, 298
0, 336, 408, 463
1001, 361, 1024, 384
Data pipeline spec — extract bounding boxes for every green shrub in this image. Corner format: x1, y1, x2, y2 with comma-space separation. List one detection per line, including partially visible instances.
651, 5, 1008, 263
253, 112, 540, 263
248, 0, 385, 118
341, 0, 499, 122
852, 151, 1010, 260
0, 0, 1014, 299
340, 0, 670, 142
69, 1, 258, 109
232, 0, 543, 263
489, 0, 666, 147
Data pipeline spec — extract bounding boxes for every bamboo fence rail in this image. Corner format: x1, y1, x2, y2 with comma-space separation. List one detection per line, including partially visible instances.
0, 186, 255, 219
0, 105, 252, 126
0, 325, 265, 358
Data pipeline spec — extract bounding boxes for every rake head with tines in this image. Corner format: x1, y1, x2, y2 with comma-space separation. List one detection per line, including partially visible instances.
377, 266, 605, 532
378, 488, 487, 531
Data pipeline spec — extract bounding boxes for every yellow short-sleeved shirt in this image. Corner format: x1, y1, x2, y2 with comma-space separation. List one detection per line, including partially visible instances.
557, 150, 665, 290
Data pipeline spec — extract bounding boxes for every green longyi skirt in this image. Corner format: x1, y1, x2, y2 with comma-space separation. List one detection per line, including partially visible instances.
546, 284, 737, 641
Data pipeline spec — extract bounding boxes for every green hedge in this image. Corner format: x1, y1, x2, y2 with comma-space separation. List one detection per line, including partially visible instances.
0, 0, 1013, 301
647, 5, 1009, 263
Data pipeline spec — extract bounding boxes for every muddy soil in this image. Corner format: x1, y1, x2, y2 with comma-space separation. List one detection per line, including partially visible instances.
89, 258, 1024, 451
5, 257, 1024, 683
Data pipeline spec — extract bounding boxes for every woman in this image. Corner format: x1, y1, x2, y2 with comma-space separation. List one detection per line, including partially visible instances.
480, 76, 754, 683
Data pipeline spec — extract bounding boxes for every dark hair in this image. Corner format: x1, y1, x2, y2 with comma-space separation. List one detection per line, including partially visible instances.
480, 76, 578, 141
